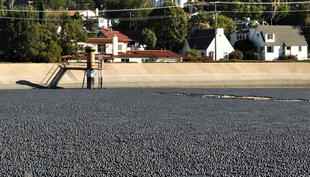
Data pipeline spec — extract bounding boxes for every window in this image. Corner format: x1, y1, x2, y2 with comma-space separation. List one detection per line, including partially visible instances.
287, 46, 291, 50
246, 35, 249, 39
118, 45, 122, 51
237, 35, 239, 40
267, 46, 274, 53
299, 46, 302, 51
98, 44, 105, 53
223, 52, 228, 59
257, 33, 259, 37
121, 59, 129, 63
201, 52, 205, 56
267, 34, 273, 40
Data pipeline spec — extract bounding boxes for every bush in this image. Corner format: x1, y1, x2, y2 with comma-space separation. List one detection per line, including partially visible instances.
183, 56, 213, 62
246, 52, 260, 60
219, 58, 228, 62
183, 57, 196, 62
201, 55, 214, 62
279, 54, 298, 61
288, 54, 298, 60
229, 50, 243, 60
279, 54, 288, 60
230, 59, 242, 62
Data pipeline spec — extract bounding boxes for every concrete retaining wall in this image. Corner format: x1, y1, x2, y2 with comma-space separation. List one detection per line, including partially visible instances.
1, 63, 310, 89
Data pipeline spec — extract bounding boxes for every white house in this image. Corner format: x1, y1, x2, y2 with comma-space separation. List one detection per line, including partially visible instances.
67, 9, 111, 28
84, 35, 183, 63
150, 0, 188, 8
181, 28, 234, 61
230, 25, 308, 61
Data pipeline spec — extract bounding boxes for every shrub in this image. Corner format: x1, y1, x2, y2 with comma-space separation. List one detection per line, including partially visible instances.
229, 50, 243, 60
183, 57, 195, 62
246, 52, 260, 60
279, 54, 288, 60
183, 56, 213, 62
219, 58, 227, 62
288, 54, 298, 60
279, 54, 298, 60
201, 55, 214, 62
230, 59, 242, 62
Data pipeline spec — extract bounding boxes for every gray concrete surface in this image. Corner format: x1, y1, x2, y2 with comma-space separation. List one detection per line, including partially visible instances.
0, 88, 310, 176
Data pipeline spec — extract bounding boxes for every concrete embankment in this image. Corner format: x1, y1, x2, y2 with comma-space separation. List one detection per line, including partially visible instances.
1, 63, 310, 89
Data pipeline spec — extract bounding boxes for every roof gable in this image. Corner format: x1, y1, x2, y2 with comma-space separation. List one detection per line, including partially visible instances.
258, 25, 308, 46
187, 29, 215, 50
99, 28, 140, 41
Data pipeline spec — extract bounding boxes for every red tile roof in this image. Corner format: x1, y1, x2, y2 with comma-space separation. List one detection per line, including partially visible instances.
117, 50, 183, 59
99, 28, 140, 41
87, 38, 129, 44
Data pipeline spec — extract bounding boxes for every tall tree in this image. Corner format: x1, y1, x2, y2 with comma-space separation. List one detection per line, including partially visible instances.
21, 23, 62, 63
104, 0, 152, 31
0, 0, 4, 16
59, 21, 88, 58
139, 28, 157, 50
0, 7, 38, 62
148, 2, 187, 51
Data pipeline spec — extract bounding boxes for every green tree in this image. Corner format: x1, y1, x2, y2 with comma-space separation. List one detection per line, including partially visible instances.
104, 0, 152, 31
186, 49, 200, 58
34, 0, 66, 10
21, 23, 62, 63
148, 2, 187, 51
234, 39, 254, 54
59, 21, 88, 58
220, 0, 265, 21
216, 15, 235, 36
0, 7, 38, 62
139, 28, 157, 50
272, 5, 289, 25
0, 0, 4, 16
76, 0, 95, 10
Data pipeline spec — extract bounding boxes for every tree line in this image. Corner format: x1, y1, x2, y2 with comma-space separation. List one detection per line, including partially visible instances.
1, 0, 310, 63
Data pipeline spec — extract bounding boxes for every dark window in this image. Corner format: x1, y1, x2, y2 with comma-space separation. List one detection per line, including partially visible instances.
98, 45, 105, 53
267, 34, 273, 40
299, 46, 302, 51
267, 46, 273, 53
121, 59, 129, 63
287, 46, 291, 50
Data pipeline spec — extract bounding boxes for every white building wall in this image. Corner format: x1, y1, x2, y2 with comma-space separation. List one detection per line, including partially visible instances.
286, 46, 308, 60
150, 0, 187, 8
264, 46, 282, 61
114, 57, 152, 63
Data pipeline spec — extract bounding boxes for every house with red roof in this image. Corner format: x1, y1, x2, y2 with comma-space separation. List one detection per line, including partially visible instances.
98, 28, 141, 50
84, 34, 182, 63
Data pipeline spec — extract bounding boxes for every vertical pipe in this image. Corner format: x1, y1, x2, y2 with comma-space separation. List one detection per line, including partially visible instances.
85, 46, 96, 89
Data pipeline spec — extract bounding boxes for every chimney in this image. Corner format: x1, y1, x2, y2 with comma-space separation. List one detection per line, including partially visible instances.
96, 8, 98, 16
216, 28, 224, 35
113, 34, 118, 56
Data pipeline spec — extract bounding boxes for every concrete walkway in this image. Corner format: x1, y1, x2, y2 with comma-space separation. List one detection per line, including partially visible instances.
1, 63, 310, 89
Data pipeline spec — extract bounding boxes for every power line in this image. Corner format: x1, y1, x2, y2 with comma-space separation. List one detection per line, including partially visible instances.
3, 1, 310, 13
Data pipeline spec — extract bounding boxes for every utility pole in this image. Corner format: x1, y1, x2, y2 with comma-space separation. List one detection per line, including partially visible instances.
214, 1, 218, 61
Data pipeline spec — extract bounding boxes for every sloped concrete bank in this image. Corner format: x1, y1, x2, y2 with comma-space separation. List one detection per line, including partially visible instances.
1, 63, 310, 89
